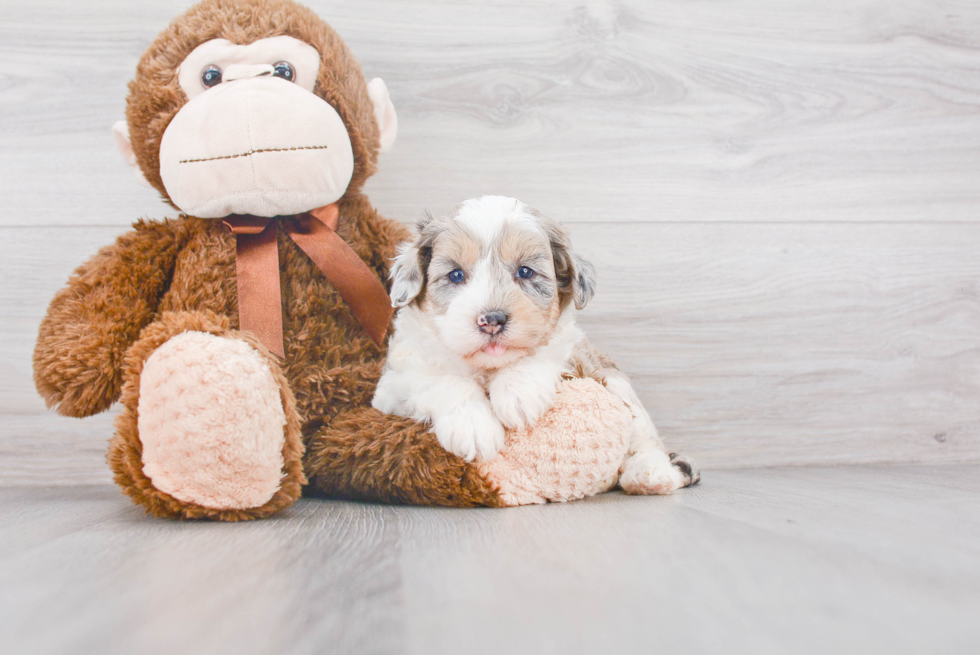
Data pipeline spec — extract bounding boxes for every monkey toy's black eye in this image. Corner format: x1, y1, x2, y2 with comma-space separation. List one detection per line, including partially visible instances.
272, 61, 295, 82
448, 269, 466, 284
201, 65, 222, 88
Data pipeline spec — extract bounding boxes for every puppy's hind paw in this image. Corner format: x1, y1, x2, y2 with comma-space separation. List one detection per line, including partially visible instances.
619, 449, 700, 495
668, 451, 700, 486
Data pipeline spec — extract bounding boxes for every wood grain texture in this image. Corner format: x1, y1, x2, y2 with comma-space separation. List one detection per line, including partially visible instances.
0, 0, 979, 226
574, 221, 980, 468
2, 0, 980, 483
4, 221, 978, 483
1, 465, 978, 654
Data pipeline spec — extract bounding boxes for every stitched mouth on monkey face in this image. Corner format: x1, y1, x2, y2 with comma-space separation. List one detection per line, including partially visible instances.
159, 76, 355, 219
177, 144, 330, 165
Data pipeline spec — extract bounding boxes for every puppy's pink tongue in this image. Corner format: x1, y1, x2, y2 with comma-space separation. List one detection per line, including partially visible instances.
484, 343, 508, 356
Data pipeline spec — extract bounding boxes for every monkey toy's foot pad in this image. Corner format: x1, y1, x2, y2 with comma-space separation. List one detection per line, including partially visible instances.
137, 331, 287, 510
476, 378, 633, 506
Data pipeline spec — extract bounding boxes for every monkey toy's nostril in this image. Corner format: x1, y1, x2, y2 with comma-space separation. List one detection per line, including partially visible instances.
477, 311, 508, 335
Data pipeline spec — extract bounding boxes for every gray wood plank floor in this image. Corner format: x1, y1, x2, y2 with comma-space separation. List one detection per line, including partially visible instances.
1, 465, 978, 655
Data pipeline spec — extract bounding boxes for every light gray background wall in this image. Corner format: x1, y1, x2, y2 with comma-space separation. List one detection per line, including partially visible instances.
2, 0, 979, 484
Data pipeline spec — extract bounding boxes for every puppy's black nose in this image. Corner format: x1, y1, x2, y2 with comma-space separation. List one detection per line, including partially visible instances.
477, 311, 508, 335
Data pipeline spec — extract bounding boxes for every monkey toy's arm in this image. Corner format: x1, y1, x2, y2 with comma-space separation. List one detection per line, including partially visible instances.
33, 219, 180, 418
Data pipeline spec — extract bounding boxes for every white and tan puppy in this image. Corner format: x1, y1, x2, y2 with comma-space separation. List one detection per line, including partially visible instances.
372, 196, 698, 494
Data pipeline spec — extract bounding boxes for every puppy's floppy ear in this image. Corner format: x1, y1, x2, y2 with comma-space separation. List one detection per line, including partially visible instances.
389, 212, 436, 308
569, 252, 597, 310
389, 242, 425, 308
546, 219, 597, 311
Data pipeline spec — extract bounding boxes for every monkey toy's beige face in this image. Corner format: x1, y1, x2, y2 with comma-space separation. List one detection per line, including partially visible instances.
159, 36, 357, 218
113, 11, 397, 219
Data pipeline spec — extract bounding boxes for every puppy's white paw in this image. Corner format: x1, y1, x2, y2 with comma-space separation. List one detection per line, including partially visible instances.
432, 400, 505, 462
619, 448, 698, 495
489, 366, 557, 430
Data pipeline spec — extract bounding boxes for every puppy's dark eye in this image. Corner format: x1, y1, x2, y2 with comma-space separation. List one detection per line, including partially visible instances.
448, 269, 466, 284
272, 61, 295, 82
516, 266, 535, 280
201, 65, 223, 88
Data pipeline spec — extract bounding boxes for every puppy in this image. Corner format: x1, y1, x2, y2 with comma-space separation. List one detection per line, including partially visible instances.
372, 196, 698, 494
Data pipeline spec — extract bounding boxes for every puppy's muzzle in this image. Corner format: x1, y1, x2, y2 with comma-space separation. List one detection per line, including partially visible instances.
477, 311, 508, 336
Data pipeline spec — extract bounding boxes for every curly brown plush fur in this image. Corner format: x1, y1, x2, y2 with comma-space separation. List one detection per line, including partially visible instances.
305, 409, 505, 507
33, 0, 503, 519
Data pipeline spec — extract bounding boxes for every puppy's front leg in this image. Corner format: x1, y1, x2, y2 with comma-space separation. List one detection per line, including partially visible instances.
600, 368, 700, 494
374, 371, 504, 461
432, 386, 506, 462
488, 358, 563, 430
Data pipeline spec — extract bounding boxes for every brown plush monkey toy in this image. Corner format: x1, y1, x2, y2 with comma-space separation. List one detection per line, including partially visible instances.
33, 0, 697, 520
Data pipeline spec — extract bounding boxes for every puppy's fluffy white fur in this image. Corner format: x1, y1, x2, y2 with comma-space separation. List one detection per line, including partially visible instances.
372, 196, 697, 494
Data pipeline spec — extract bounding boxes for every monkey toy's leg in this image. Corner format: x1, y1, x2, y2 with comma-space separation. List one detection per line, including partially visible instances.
109, 311, 306, 521
303, 409, 506, 507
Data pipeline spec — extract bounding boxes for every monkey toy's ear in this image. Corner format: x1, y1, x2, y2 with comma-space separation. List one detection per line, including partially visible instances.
112, 121, 153, 188
367, 78, 398, 154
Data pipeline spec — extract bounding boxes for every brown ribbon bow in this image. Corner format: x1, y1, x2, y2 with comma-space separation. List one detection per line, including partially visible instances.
223, 203, 393, 358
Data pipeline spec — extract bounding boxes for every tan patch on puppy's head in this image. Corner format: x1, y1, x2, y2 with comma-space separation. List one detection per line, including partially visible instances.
419, 220, 484, 317
527, 208, 597, 311
436, 221, 483, 273
390, 196, 596, 370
